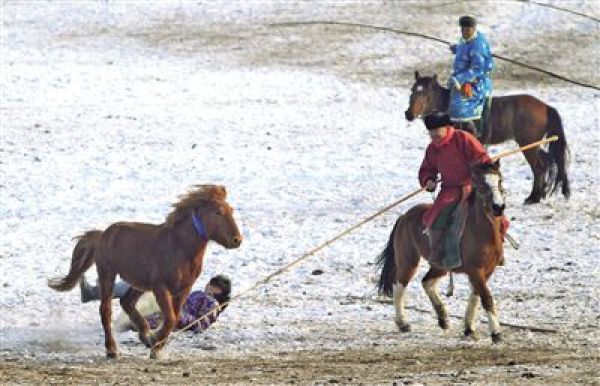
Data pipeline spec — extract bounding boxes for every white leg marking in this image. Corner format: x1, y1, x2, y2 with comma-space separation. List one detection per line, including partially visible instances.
464, 287, 480, 331
392, 283, 407, 327
486, 305, 501, 335
423, 278, 448, 320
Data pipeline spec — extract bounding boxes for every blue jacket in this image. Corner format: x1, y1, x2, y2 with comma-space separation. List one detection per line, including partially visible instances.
449, 31, 494, 120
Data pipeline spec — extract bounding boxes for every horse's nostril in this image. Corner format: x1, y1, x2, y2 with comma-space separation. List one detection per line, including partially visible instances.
232, 237, 242, 246
405, 110, 413, 120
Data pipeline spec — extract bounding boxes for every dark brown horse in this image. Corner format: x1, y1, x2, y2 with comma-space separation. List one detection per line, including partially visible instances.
48, 184, 242, 359
404, 71, 570, 204
377, 161, 506, 343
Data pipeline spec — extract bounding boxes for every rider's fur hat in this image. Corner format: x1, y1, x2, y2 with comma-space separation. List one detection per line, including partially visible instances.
424, 113, 452, 130
459, 15, 476, 28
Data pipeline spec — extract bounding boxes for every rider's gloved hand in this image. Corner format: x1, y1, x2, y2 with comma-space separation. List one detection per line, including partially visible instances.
461, 82, 474, 98
424, 179, 437, 192
449, 44, 457, 54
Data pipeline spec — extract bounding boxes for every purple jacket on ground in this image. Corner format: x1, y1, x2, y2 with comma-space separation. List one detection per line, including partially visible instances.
146, 290, 220, 333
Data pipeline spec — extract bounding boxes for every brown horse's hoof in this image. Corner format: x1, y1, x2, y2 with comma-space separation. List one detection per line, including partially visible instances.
491, 333, 502, 344
106, 351, 118, 359
396, 322, 411, 333
464, 328, 476, 338
438, 318, 449, 330
524, 196, 540, 205
149, 349, 164, 360
139, 332, 153, 348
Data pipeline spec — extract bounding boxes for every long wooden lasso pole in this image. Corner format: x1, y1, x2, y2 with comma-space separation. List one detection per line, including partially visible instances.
161, 135, 561, 347
490, 135, 558, 162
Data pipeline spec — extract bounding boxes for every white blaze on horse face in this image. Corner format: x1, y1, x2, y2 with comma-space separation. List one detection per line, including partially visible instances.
392, 283, 407, 328
484, 173, 505, 207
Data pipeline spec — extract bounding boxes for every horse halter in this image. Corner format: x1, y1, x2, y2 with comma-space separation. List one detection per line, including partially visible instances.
192, 210, 208, 240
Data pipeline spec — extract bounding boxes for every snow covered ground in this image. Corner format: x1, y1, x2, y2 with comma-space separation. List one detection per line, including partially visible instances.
1, 1, 599, 383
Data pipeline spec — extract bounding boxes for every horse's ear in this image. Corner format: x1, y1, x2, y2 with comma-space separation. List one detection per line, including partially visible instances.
216, 185, 227, 200
415, 70, 420, 80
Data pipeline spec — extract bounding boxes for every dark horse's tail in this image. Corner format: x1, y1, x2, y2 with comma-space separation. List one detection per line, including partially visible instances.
546, 106, 571, 199
48, 230, 102, 291
376, 217, 402, 297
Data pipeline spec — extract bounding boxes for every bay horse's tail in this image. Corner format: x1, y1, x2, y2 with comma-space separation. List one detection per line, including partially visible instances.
376, 217, 402, 297
48, 230, 102, 291
547, 106, 571, 199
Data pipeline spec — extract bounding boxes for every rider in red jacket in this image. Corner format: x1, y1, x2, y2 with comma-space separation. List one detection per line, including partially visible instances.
419, 113, 508, 267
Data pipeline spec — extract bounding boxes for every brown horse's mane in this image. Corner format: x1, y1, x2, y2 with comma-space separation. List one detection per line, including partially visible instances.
165, 184, 227, 226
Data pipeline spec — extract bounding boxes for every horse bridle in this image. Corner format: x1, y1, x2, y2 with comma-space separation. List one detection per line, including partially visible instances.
192, 210, 208, 240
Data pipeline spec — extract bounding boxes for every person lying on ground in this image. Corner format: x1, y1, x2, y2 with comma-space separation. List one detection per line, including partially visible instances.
79, 274, 231, 333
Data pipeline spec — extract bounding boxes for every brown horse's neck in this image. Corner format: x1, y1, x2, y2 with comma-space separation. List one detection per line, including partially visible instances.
467, 194, 504, 260
468, 194, 496, 243
168, 216, 209, 284
172, 215, 209, 262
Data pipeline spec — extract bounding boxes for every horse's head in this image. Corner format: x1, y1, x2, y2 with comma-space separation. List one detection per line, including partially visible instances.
405, 71, 440, 121
169, 185, 242, 249
472, 161, 506, 217
198, 185, 243, 249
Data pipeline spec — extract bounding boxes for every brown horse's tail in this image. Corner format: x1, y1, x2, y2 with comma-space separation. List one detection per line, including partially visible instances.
547, 106, 571, 199
48, 230, 102, 291
376, 216, 403, 297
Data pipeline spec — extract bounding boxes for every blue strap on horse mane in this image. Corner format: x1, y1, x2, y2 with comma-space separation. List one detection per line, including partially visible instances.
192, 211, 208, 240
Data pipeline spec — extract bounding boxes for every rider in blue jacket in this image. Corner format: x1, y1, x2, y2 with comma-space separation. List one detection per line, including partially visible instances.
448, 16, 494, 139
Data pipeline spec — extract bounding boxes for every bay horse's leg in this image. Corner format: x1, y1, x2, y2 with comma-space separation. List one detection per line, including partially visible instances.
463, 284, 480, 338
149, 287, 176, 359
469, 273, 501, 343
422, 267, 450, 330
522, 147, 547, 204
172, 287, 192, 326
119, 288, 152, 347
97, 269, 118, 358
393, 255, 419, 333
393, 282, 411, 333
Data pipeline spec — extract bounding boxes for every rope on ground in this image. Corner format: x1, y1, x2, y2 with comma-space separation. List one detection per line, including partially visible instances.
373, 297, 560, 334
268, 21, 600, 92
169, 186, 427, 340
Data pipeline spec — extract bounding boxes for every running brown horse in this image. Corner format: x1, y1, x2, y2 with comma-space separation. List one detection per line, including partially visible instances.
404, 71, 570, 204
377, 161, 506, 343
48, 184, 242, 359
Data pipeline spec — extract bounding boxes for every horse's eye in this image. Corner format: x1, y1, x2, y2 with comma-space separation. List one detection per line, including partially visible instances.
216, 209, 224, 216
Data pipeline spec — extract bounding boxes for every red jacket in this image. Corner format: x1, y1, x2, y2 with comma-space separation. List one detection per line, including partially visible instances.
419, 126, 491, 189
419, 127, 491, 228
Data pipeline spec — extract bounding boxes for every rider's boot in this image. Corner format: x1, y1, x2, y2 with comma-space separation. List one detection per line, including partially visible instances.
427, 228, 447, 268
